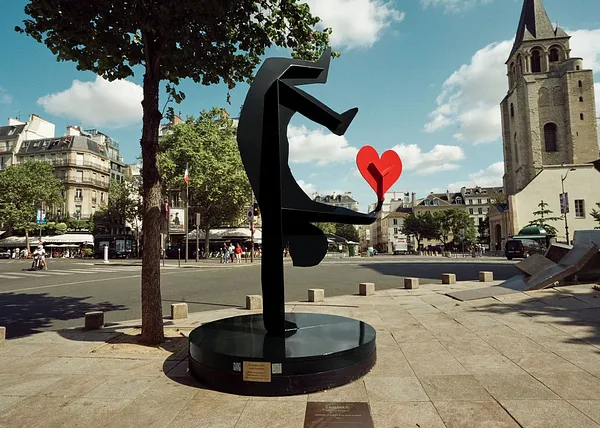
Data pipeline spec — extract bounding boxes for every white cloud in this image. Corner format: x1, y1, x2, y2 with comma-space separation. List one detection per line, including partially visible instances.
425, 28, 600, 145
288, 125, 358, 166
37, 76, 142, 128
420, 0, 493, 13
392, 144, 465, 175
297, 180, 318, 196
304, 0, 405, 49
424, 40, 511, 144
447, 161, 504, 191
0, 87, 11, 104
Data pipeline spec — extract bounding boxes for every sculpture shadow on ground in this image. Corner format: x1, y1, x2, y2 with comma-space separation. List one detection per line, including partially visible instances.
358, 262, 518, 281
0, 292, 128, 339
466, 288, 600, 351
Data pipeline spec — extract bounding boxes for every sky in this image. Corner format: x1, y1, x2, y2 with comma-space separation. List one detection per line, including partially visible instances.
1, 0, 600, 212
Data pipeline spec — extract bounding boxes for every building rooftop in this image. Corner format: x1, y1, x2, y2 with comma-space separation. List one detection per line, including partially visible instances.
0, 124, 25, 139
314, 193, 358, 204
462, 186, 503, 196
18, 135, 108, 157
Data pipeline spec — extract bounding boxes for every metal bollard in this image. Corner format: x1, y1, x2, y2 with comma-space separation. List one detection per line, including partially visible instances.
178, 248, 181, 268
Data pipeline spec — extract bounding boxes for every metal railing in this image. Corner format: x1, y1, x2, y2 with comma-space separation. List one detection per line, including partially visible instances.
47, 159, 110, 173
57, 176, 108, 188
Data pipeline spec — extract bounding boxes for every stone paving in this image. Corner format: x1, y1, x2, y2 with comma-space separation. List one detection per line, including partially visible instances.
2, 279, 600, 427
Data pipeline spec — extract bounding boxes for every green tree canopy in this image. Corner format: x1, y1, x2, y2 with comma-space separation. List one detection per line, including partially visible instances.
159, 109, 251, 255
94, 177, 142, 233
401, 212, 438, 250
17, 0, 333, 343
528, 200, 562, 236
334, 223, 359, 242
313, 223, 336, 235
0, 161, 64, 250
591, 203, 600, 229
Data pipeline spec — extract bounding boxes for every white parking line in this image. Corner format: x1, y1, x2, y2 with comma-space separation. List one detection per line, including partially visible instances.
0, 274, 21, 280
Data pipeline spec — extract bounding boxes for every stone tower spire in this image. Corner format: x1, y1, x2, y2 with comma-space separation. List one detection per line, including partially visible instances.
501, 0, 599, 196
510, 0, 566, 58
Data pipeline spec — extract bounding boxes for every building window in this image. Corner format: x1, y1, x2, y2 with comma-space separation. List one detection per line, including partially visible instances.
100, 192, 105, 203
576, 66, 581, 70
477, 199, 482, 204
394, 228, 398, 234
393, 219, 398, 225
76, 153, 84, 166
579, 80, 583, 87
544, 123, 558, 152
75, 205, 82, 219
575, 200, 585, 218
579, 96, 584, 102
531, 49, 542, 73
549, 48, 559, 63
478, 208, 483, 215
75, 188, 83, 201
424, 200, 430, 206
510, 103, 514, 118
580, 113, 584, 120
433, 200, 439, 206
455, 197, 463, 204
92, 191, 97, 204
469, 208, 474, 215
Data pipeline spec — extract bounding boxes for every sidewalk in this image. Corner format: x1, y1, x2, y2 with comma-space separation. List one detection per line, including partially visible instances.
2, 280, 600, 427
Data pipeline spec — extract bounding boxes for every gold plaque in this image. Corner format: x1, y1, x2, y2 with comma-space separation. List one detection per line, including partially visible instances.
242, 361, 272, 383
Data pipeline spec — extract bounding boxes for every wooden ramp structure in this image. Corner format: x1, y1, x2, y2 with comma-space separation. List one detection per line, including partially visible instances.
447, 243, 599, 302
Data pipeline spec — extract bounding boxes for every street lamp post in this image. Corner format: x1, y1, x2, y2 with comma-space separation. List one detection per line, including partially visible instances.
561, 168, 576, 245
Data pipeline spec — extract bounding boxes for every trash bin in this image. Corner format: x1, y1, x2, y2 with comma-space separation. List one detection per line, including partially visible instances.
349, 245, 356, 257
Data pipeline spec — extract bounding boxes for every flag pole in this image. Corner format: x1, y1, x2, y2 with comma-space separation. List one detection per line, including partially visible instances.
185, 162, 189, 263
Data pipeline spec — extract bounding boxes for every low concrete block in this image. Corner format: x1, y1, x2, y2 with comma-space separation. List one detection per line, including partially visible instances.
84, 311, 104, 330
359, 282, 375, 296
246, 295, 263, 310
0, 326, 5, 344
442, 273, 456, 285
308, 288, 324, 303
479, 271, 494, 282
404, 278, 419, 289
171, 303, 188, 320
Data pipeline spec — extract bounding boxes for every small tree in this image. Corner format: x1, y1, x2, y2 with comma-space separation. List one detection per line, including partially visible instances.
94, 177, 142, 235
402, 212, 438, 250
0, 161, 64, 251
18, 0, 333, 344
478, 217, 490, 245
159, 109, 251, 257
314, 223, 336, 235
591, 203, 600, 229
334, 223, 359, 242
528, 200, 562, 236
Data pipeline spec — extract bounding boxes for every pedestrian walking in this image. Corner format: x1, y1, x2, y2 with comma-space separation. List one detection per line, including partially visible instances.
235, 243, 242, 263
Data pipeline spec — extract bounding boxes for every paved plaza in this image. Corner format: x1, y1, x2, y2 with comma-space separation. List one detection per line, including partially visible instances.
2, 275, 600, 427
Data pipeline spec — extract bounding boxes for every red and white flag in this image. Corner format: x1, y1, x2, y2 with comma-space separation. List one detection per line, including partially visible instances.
184, 163, 189, 185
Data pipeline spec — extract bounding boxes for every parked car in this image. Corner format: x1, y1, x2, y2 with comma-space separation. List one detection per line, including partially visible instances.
505, 239, 544, 260
0, 249, 11, 259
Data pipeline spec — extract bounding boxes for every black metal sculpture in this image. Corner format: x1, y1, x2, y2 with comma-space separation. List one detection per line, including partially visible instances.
237, 48, 383, 335
188, 49, 402, 396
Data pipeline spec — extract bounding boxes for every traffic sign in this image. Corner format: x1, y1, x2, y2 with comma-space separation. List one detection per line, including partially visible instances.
247, 209, 253, 219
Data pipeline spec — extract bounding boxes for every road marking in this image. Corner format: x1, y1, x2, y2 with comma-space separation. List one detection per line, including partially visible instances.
0, 268, 221, 294
0, 274, 21, 279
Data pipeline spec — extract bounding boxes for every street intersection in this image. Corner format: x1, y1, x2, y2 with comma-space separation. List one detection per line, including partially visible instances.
0, 255, 519, 338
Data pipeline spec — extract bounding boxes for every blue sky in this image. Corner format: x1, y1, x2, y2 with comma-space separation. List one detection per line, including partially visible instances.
1, 0, 600, 212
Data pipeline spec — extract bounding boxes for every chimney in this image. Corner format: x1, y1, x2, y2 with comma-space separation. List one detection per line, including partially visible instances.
66, 125, 81, 136
446, 190, 450, 202
411, 192, 416, 207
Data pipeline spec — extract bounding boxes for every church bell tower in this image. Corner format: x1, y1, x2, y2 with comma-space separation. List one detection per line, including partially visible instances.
501, 0, 599, 195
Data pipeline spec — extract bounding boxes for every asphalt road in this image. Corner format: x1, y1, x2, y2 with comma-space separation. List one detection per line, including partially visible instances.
0, 255, 519, 338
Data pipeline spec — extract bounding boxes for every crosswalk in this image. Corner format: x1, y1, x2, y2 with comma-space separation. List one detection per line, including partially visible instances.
0, 265, 180, 280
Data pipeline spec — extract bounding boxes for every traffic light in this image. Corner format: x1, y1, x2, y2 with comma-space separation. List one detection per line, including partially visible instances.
253, 203, 260, 217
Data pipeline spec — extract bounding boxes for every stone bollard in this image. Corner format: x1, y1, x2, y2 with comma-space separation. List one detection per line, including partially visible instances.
0, 326, 5, 344
308, 289, 324, 303
404, 278, 419, 289
359, 282, 375, 296
479, 271, 494, 282
442, 273, 456, 285
171, 303, 188, 320
246, 295, 263, 310
84, 311, 104, 330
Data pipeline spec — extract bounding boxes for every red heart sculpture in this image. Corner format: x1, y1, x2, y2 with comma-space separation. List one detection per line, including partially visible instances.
356, 146, 403, 201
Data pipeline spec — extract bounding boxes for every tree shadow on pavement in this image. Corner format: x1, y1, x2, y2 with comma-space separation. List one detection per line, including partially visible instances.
0, 292, 128, 339
466, 286, 600, 351
360, 262, 518, 281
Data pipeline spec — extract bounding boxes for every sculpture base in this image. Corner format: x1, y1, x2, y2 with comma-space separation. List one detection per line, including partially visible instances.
188, 313, 376, 396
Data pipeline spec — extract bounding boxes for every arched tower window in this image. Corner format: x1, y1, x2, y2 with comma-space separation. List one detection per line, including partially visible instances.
544, 123, 558, 152
510, 103, 515, 118
514, 132, 519, 165
549, 48, 559, 63
517, 54, 523, 75
531, 50, 542, 73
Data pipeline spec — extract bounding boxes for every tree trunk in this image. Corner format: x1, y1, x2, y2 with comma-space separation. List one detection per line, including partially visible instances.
204, 227, 210, 258
25, 230, 30, 253
140, 32, 164, 345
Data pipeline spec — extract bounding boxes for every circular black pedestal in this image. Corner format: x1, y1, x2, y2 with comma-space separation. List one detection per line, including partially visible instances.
188, 313, 376, 396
